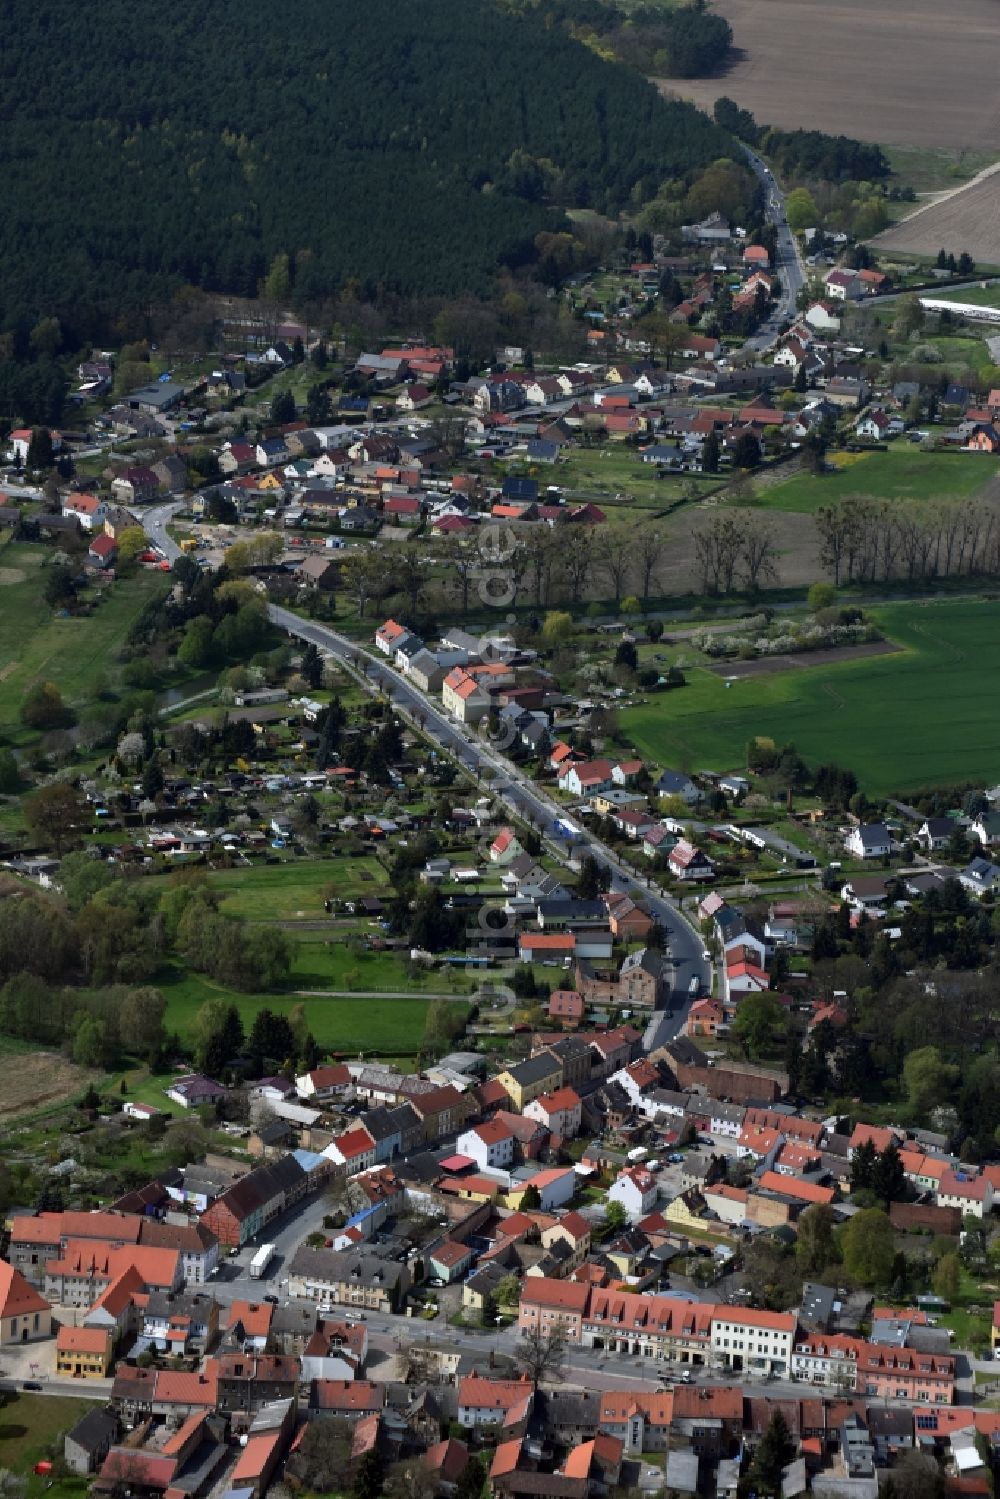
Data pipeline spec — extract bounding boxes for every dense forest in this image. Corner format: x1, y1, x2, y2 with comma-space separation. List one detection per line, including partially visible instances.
0, 0, 731, 352
713, 98, 889, 184
523, 0, 734, 78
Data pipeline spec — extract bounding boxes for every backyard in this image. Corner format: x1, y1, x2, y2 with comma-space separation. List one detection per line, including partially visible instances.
621, 597, 1000, 794
0, 1392, 95, 1499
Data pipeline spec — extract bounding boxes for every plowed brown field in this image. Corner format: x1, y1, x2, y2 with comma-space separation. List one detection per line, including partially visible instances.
870, 167, 1000, 264
658, 0, 1000, 152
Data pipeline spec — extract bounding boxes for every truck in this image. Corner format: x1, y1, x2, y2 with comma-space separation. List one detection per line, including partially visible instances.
249, 1243, 275, 1279
688, 974, 701, 998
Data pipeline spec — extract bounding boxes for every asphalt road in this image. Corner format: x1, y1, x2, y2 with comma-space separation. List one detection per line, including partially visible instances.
267, 604, 709, 1027
741, 147, 807, 353
145, 498, 187, 559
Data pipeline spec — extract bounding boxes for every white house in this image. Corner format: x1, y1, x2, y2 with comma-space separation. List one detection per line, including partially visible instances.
62, 494, 107, 532
959, 857, 1000, 898
916, 817, 953, 852
844, 822, 892, 860
972, 812, 1000, 846
804, 301, 841, 332
523, 1087, 582, 1140
520, 1167, 576, 1212
607, 1166, 658, 1223
558, 760, 614, 797
710, 1307, 795, 1375
489, 828, 524, 866
668, 840, 715, 882
456, 1120, 516, 1173
322, 1126, 377, 1176
936, 1169, 993, 1219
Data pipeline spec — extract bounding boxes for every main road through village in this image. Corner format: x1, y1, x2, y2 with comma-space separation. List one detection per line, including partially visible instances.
144, 498, 711, 1037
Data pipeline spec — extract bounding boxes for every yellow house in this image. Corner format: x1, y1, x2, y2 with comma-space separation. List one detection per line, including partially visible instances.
258, 472, 283, 491
0, 1263, 51, 1345
56, 1325, 113, 1379
665, 1190, 708, 1233
495, 1054, 562, 1111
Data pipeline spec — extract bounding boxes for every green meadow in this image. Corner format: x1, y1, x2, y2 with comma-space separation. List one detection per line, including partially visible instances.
759, 446, 994, 513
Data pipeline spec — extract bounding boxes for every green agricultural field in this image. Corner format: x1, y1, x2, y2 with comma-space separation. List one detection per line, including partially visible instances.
620, 599, 1000, 794
0, 542, 170, 743
759, 446, 995, 513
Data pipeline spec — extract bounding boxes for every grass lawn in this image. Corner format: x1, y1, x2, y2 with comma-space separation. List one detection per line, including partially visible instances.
0, 1392, 96, 1476
937, 1270, 995, 1351
542, 447, 723, 509
924, 336, 1000, 378
620, 598, 1000, 794
885, 145, 1000, 195
935, 284, 1000, 310
179, 857, 389, 920
156, 963, 435, 1058
0, 543, 171, 744
758, 446, 995, 513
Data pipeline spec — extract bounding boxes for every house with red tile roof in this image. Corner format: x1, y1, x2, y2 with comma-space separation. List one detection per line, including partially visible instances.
456, 1118, 516, 1173
937, 1168, 994, 1218
489, 827, 524, 865
0, 1261, 51, 1345
457, 1374, 534, 1431
374, 618, 408, 656
309, 1379, 383, 1420
523, 1087, 582, 1139
323, 1125, 377, 1175
608, 1166, 659, 1223
558, 758, 615, 796
756, 1170, 835, 1207
548, 988, 585, 1028
442, 666, 490, 724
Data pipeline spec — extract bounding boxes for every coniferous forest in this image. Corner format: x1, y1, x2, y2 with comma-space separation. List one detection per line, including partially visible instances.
0, 0, 731, 348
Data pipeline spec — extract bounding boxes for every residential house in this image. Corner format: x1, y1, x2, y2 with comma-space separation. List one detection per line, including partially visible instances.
523, 1087, 582, 1140
668, 840, 715, 882
608, 1167, 658, 1223
63, 493, 107, 531
845, 823, 892, 860
0, 1262, 52, 1345
456, 1120, 516, 1173
286, 1247, 410, 1312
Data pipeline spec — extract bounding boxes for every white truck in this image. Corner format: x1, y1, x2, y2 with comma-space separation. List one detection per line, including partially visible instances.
249, 1243, 275, 1279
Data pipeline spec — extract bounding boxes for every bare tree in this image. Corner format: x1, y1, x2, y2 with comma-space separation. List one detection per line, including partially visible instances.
636, 527, 668, 602
525, 526, 559, 608
559, 527, 593, 604
739, 516, 780, 592
692, 512, 744, 594
515, 1320, 568, 1388
594, 530, 633, 609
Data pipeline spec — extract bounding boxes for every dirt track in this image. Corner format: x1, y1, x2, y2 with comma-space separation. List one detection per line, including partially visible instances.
709, 640, 900, 678
658, 0, 1000, 151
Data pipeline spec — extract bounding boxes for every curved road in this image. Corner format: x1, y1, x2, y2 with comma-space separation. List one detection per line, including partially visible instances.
267, 603, 709, 1040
